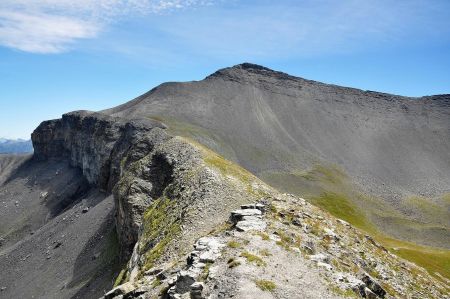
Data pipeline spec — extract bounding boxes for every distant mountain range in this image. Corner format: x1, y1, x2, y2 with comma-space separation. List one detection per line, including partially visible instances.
0, 138, 33, 153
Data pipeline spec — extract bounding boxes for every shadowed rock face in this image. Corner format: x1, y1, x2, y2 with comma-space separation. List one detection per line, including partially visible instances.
104, 63, 450, 247
32, 110, 168, 191
31, 111, 175, 256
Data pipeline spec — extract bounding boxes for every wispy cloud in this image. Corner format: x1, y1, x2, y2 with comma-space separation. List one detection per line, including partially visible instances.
0, 10, 99, 54
1, 0, 449, 59
155, 0, 450, 59
0, 0, 212, 53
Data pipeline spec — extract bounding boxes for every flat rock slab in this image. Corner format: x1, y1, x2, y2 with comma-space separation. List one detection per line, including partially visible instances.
230, 209, 262, 223
235, 219, 266, 232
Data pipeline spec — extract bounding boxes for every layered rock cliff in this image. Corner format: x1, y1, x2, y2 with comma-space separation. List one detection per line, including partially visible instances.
32, 111, 171, 256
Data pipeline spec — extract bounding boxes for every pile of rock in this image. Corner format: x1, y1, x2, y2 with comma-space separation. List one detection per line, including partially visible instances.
333, 270, 387, 298
230, 203, 266, 232
102, 236, 225, 299
166, 237, 225, 299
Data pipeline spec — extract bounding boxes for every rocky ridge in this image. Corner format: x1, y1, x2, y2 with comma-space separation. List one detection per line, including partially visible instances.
102, 196, 449, 299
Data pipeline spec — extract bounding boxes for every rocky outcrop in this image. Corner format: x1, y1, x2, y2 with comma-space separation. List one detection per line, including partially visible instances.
108, 195, 448, 299
31, 111, 180, 257
230, 205, 267, 232
32, 110, 168, 191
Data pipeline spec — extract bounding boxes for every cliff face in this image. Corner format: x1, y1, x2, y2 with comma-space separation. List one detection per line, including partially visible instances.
32, 111, 167, 191
31, 111, 172, 255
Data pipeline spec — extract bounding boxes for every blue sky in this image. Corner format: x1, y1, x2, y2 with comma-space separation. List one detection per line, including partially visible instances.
1, 0, 449, 139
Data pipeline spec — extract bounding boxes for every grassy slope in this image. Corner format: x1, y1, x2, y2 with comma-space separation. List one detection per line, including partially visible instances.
260, 165, 450, 281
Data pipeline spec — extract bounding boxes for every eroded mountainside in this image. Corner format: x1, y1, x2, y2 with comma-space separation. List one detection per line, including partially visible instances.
0, 64, 449, 299
105, 63, 450, 250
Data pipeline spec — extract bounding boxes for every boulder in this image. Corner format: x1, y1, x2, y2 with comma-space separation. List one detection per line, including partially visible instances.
323, 228, 339, 240
240, 203, 265, 212
358, 271, 386, 298
230, 209, 262, 223
292, 218, 302, 226
103, 282, 135, 299
317, 262, 332, 271
302, 240, 316, 254
175, 271, 196, 293
309, 253, 330, 264
190, 282, 205, 299
235, 216, 266, 232
364, 287, 378, 299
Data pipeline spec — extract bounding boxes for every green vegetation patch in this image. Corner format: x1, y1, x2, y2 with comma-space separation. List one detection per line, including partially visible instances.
310, 192, 376, 233
203, 149, 252, 185
200, 262, 213, 281
227, 240, 241, 248
259, 249, 272, 257
382, 237, 450, 280
240, 251, 266, 267
255, 232, 270, 241
255, 279, 276, 292
402, 195, 449, 223
442, 193, 450, 204
329, 286, 358, 298
113, 269, 127, 287
262, 164, 450, 281
140, 196, 181, 271
183, 136, 271, 197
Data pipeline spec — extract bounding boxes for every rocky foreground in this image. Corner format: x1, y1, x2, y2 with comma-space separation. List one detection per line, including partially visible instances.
103, 198, 449, 299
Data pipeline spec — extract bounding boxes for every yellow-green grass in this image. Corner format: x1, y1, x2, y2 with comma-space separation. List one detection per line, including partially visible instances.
311, 192, 450, 281
442, 193, 450, 204
113, 269, 127, 287
140, 196, 181, 271
310, 192, 377, 233
255, 279, 276, 292
147, 115, 237, 161
378, 235, 450, 280
240, 251, 266, 267
227, 240, 242, 248
261, 164, 450, 281
182, 136, 272, 198
402, 195, 449, 225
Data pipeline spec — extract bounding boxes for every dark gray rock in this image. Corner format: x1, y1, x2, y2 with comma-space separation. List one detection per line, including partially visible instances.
31, 111, 171, 258
358, 271, 386, 298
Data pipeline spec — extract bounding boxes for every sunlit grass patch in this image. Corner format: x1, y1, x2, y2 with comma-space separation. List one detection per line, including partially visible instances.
240, 251, 266, 267
255, 279, 276, 292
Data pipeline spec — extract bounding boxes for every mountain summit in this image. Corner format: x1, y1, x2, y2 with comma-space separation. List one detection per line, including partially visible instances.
105, 63, 450, 248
